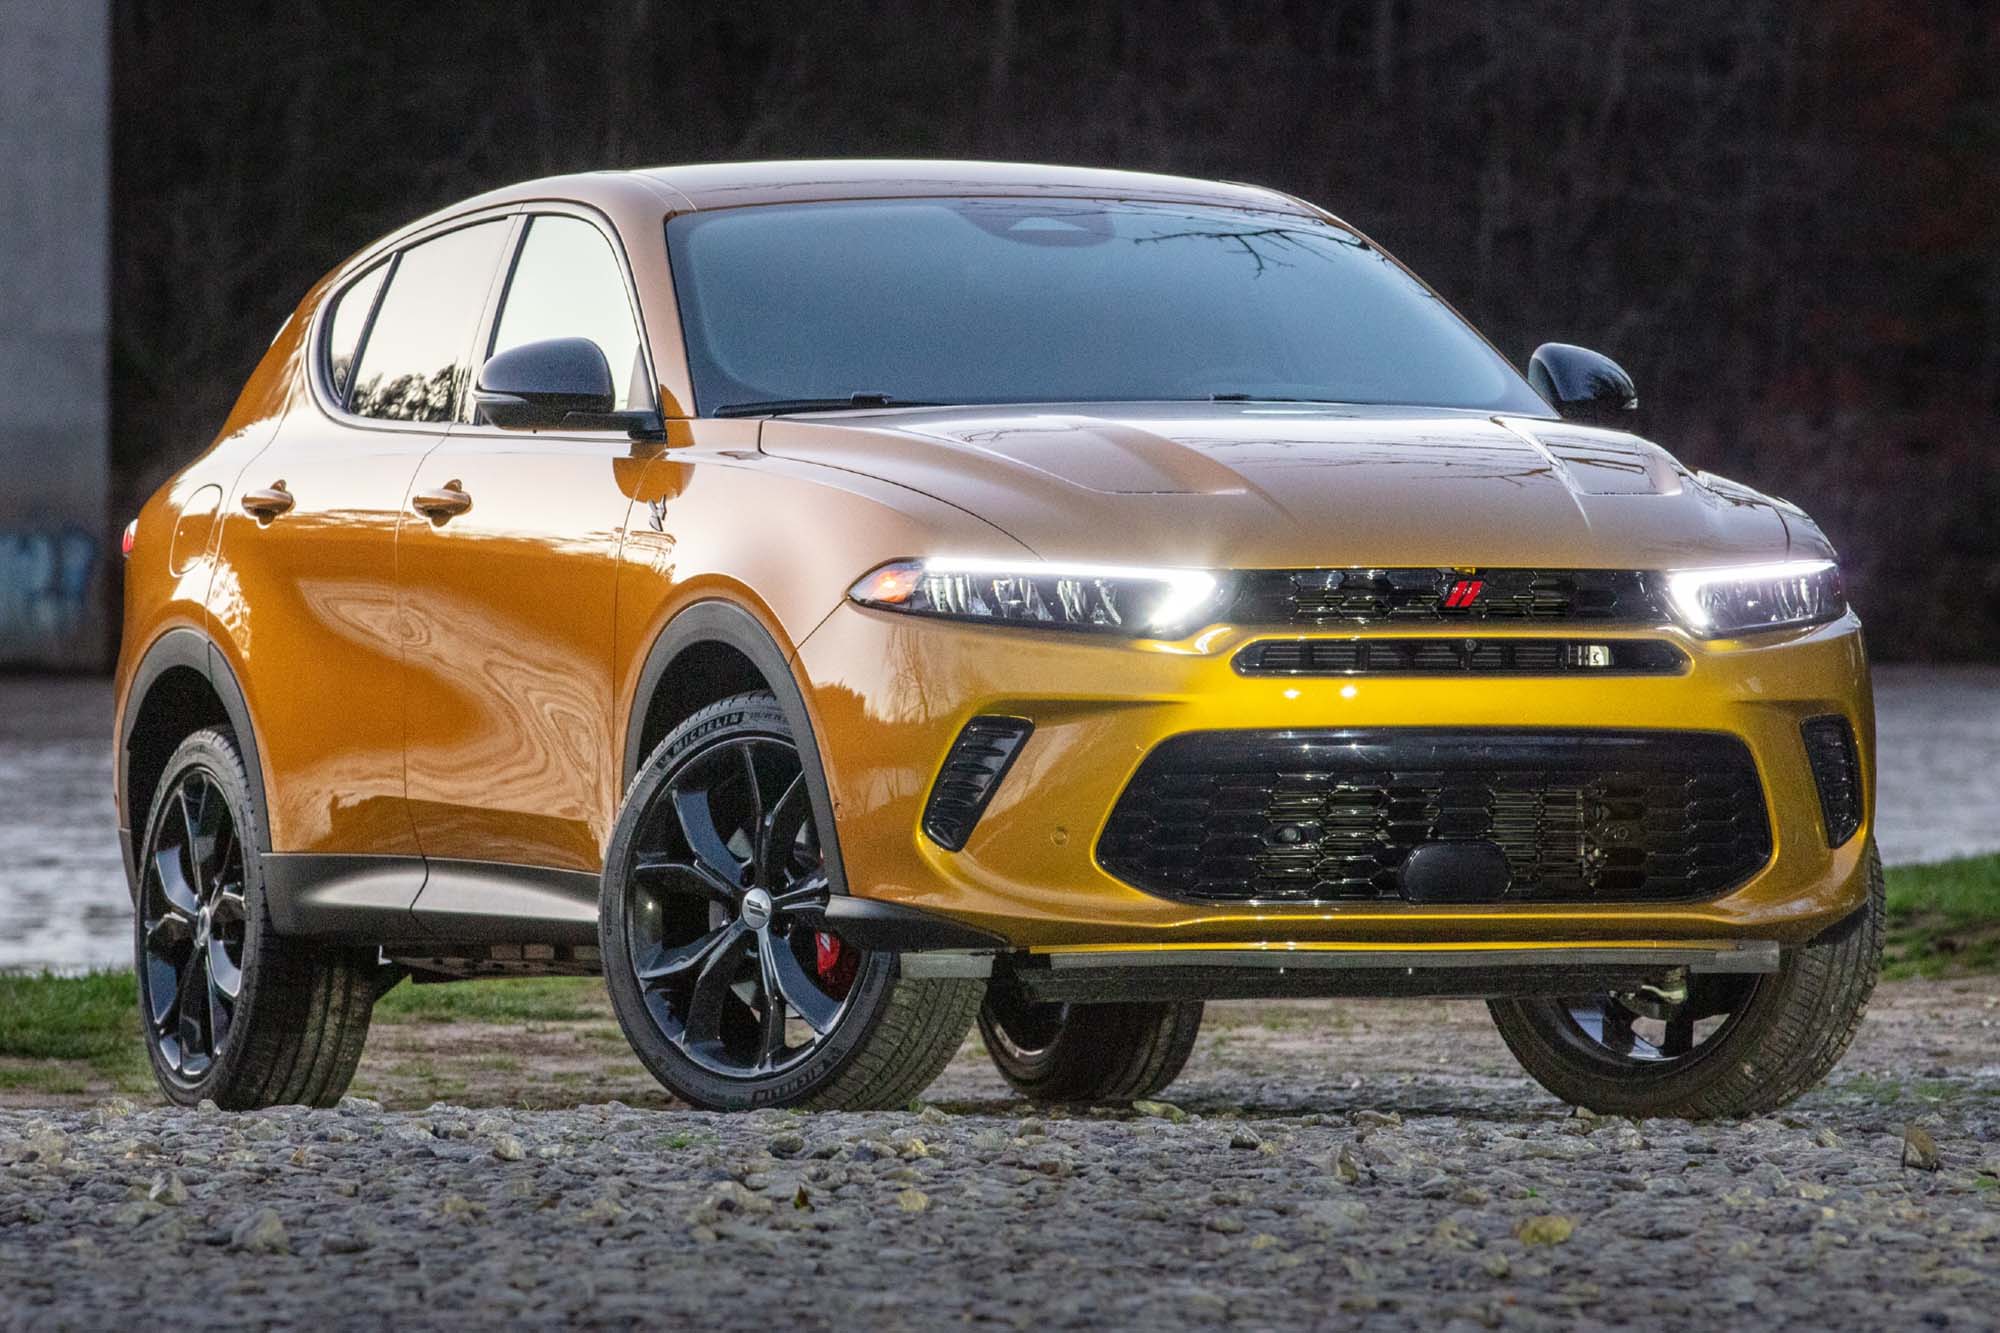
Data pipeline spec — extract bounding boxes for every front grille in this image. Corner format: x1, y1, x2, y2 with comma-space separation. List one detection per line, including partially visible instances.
1098, 729, 1771, 905
1233, 637, 1688, 676
1800, 715, 1862, 847
1229, 568, 1662, 626
922, 716, 1034, 851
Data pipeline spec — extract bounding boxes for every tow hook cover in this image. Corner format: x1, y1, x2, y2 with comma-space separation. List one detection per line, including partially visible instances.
1399, 840, 1513, 903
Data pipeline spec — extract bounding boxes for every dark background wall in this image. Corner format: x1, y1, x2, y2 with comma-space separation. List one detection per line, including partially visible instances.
113, 0, 2000, 660
0, 5, 107, 670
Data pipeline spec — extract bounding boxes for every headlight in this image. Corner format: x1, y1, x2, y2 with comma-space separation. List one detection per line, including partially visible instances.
848, 557, 1230, 637
1662, 559, 1846, 637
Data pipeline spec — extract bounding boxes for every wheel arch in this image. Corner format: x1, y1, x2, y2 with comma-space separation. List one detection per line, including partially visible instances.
119, 627, 271, 899
621, 598, 850, 896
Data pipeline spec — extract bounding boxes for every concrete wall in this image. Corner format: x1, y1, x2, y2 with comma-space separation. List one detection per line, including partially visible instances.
0, 1, 110, 669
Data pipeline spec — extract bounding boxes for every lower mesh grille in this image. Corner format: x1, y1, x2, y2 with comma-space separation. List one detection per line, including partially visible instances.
1800, 715, 1862, 847
1097, 729, 1771, 905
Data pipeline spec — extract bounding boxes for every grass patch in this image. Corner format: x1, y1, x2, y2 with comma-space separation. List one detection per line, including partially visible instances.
1884, 853, 2000, 979
0, 1063, 92, 1096
373, 975, 605, 1025
0, 971, 140, 1061
1838, 1072, 1998, 1105
0, 972, 155, 1096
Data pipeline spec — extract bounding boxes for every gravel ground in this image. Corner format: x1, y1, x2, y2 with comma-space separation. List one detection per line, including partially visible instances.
3, 981, 1996, 1330
4, 670, 1997, 1326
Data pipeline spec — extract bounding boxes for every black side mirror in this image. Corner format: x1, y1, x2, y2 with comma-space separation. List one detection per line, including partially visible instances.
1527, 343, 1638, 425
474, 337, 663, 438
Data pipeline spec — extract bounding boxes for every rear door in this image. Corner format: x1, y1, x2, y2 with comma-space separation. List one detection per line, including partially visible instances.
216, 218, 513, 888
397, 209, 655, 935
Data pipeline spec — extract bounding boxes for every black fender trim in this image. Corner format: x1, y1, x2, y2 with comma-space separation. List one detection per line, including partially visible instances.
810, 897, 1011, 953
118, 627, 272, 897
623, 600, 851, 897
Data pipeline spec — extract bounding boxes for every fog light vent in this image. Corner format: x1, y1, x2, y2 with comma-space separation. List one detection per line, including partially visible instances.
1801, 715, 1862, 847
923, 717, 1034, 851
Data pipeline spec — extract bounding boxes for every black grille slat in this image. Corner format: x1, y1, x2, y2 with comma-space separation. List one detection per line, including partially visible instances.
1097, 730, 1771, 905
1233, 637, 1688, 677
1232, 568, 1662, 627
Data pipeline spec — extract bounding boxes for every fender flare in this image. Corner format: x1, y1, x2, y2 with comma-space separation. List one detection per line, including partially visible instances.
119, 628, 272, 896
621, 600, 851, 897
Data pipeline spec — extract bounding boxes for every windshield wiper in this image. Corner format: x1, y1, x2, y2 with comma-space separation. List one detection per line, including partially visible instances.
1209, 393, 1328, 403
713, 393, 939, 417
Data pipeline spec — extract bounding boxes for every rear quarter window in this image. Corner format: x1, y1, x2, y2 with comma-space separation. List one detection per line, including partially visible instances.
322, 261, 389, 403
347, 221, 511, 423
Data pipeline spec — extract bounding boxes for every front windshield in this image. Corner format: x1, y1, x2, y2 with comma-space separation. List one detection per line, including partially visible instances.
666, 198, 1549, 416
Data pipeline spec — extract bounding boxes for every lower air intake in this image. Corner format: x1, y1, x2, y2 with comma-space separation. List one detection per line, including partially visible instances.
1800, 715, 1862, 847
1098, 729, 1771, 905
922, 716, 1034, 851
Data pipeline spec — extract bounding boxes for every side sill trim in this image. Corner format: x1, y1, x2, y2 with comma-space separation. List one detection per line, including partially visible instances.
263, 854, 599, 946
410, 859, 600, 945
262, 854, 427, 943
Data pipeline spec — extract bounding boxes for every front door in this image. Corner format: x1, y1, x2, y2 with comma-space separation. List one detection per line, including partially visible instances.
397, 212, 654, 933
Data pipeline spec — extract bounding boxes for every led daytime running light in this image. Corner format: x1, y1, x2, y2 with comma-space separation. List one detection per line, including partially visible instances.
849, 557, 1225, 637
1663, 559, 1843, 636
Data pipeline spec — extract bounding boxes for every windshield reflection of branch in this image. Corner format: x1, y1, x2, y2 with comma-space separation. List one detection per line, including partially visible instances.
1131, 226, 1360, 277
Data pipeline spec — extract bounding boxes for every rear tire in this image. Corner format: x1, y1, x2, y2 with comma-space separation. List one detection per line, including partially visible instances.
978, 976, 1203, 1103
1489, 844, 1884, 1119
134, 728, 377, 1109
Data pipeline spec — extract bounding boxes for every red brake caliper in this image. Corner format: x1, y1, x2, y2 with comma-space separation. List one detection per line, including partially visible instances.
814, 931, 859, 996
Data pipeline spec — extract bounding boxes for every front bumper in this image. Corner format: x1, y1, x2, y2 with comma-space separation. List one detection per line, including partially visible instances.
794, 605, 1874, 952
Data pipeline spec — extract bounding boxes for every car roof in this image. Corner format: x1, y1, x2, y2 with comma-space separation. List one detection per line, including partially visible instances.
446, 159, 1329, 221
637, 159, 1321, 214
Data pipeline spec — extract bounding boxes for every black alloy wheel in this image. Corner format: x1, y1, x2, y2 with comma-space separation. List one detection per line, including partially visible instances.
618, 730, 860, 1077
139, 767, 249, 1083
601, 692, 985, 1112
1492, 849, 1883, 1118
981, 982, 1072, 1064
977, 975, 1204, 1103
1550, 975, 1761, 1069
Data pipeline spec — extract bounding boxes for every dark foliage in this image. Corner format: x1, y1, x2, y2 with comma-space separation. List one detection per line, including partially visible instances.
113, 0, 2000, 658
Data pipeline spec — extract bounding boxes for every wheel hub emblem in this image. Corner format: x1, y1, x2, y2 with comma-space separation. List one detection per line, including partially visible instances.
739, 887, 773, 929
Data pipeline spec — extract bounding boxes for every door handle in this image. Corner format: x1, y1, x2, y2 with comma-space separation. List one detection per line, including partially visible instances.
241, 481, 294, 522
412, 481, 473, 523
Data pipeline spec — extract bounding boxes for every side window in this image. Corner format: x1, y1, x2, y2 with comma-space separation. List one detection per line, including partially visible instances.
348, 221, 510, 423
323, 261, 388, 402
489, 215, 650, 412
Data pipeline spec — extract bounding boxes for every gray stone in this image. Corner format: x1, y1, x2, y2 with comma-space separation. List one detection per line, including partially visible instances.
228, 1209, 289, 1255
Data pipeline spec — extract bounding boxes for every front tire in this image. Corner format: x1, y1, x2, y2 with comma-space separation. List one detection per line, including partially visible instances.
600, 693, 980, 1111
134, 728, 377, 1109
1489, 845, 1884, 1119
979, 977, 1203, 1103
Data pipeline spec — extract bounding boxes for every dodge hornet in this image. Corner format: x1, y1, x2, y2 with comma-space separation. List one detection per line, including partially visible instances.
115, 160, 1878, 1116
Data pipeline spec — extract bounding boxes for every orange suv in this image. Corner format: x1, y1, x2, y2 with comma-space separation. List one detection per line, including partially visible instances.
116, 161, 1877, 1115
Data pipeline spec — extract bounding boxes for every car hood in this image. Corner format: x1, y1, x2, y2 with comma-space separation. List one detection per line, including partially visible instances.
758, 403, 1796, 569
